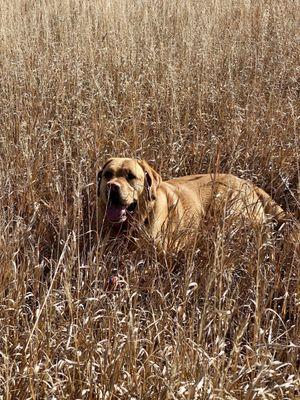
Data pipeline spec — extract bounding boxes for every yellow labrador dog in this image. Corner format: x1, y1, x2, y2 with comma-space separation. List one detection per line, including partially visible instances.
96, 158, 286, 250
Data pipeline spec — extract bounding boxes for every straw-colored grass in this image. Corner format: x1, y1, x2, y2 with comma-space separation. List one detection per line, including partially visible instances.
0, 0, 299, 398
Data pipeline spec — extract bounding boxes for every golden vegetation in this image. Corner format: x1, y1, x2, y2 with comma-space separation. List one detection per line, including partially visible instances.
0, 0, 299, 398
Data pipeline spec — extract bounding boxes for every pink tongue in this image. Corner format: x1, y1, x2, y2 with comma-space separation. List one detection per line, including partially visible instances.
107, 204, 127, 222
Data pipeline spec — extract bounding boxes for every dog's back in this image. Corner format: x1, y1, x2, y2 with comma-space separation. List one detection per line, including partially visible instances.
163, 173, 285, 224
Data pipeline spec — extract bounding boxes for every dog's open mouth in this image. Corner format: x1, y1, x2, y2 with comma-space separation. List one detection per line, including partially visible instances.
106, 201, 137, 223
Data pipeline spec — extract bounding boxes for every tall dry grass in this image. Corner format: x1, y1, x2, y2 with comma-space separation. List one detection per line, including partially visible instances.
0, 0, 299, 398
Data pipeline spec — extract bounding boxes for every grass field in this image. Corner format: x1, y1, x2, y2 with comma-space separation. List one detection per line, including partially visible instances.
0, 0, 299, 398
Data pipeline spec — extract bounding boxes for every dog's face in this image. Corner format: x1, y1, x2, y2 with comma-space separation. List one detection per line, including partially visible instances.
97, 158, 161, 224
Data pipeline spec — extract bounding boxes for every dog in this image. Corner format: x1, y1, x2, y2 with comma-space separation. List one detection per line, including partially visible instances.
96, 157, 287, 250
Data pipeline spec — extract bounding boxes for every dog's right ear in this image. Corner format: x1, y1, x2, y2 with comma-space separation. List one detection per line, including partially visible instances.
138, 159, 162, 201
97, 158, 113, 197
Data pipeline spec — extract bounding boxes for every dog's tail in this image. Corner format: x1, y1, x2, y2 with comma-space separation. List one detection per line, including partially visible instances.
255, 186, 300, 246
254, 187, 287, 223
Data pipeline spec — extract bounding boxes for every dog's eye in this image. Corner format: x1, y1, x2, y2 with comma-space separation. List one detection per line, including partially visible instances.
127, 172, 136, 181
104, 171, 113, 180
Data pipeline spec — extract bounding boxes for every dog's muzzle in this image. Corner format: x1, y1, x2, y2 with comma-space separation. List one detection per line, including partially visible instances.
105, 183, 137, 223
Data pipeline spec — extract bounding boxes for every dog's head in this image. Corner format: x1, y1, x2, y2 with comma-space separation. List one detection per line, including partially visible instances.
97, 158, 161, 224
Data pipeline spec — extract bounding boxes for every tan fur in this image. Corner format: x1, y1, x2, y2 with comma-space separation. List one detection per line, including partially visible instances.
97, 158, 287, 249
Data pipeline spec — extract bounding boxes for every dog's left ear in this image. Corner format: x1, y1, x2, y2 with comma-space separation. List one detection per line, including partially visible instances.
138, 159, 162, 201
97, 158, 113, 197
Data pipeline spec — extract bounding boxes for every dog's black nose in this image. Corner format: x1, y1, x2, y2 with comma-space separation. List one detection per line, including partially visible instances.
107, 182, 121, 203
107, 182, 119, 192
